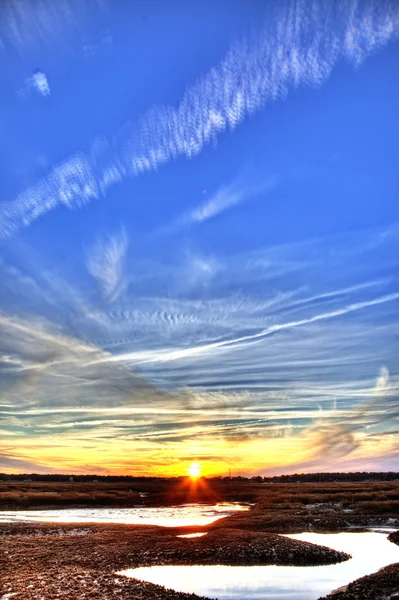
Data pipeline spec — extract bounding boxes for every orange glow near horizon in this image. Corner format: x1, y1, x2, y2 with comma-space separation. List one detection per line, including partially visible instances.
1, 426, 398, 477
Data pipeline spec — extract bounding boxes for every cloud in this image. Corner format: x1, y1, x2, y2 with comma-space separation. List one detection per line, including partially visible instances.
2, 0, 398, 236
374, 366, 390, 395
0, 451, 52, 473
86, 229, 128, 302
120, 0, 398, 172
29, 70, 50, 96
186, 175, 277, 226
0, 225, 398, 475
17, 70, 51, 100
191, 186, 244, 224
0, 0, 108, 55
82, 33, 113, 59
108, 290, 399, 365
302, 367, 394, 462
0, 152, 99, 237
159, 174, 277, 235
179, 252, 222, 291
0, 310, 176, 412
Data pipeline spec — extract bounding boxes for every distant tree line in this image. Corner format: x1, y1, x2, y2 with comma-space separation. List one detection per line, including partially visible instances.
226, 472, 399, 483
0, 474, 166, 482
1, 471, 398, 483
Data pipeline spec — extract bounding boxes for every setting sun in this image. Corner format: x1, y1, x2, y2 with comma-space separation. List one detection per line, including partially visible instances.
188, 462, 201, 478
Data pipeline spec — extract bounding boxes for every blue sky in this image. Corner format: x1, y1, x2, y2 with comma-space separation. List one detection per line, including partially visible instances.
0, 0, 398, 476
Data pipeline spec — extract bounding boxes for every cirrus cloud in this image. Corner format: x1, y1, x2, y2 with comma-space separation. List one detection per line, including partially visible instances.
1, 0, 398, 237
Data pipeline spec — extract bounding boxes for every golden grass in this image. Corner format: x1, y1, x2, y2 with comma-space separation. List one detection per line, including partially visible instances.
0, 479, 398, 516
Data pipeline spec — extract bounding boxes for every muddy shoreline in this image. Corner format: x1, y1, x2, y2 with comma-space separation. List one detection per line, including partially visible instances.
0, 519, 351, 599
1, 482, 399, 599
320, 562, 399, 600
1, 517, 398, 599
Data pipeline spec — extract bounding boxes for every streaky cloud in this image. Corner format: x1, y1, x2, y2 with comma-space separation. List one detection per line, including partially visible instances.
168, 174, 277, 232
0, 451, 52, 473
1, 0, 398, 236
0, 224, 398, 474
107, 291, 399, 365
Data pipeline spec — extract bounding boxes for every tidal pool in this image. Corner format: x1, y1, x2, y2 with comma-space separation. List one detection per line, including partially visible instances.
0, 502, 248, 527
119, 531, 399, 600
177, 532, 208, 538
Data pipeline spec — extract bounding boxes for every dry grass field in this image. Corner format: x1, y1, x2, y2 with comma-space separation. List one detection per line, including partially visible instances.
1, 478, 399, 517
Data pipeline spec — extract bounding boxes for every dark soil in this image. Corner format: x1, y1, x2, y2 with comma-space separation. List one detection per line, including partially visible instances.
319, 562, 399, 599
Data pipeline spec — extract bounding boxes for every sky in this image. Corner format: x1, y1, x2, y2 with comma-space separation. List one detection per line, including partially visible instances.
0, 0, 398, 478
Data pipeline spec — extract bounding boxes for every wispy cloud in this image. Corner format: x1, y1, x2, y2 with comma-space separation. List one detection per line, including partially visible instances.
0, 310, 174, 412
82, 33, 113, 59
105, 291, 399, 366
189, 185, 245, 224
86, 229, 128, 302
1, 0, 398, 236
177, 175, 277, 229
179, 252, 222, 291
0, 452, 52, 473
0, 0, 108, 55
295, 366, 396, 470
0, 225, 398, 475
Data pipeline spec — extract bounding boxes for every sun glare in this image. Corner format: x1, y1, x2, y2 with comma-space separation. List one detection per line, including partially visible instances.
188, 462, 201, 478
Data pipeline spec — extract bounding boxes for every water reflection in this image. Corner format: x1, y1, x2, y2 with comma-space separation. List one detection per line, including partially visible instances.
0, 503, 248, 527
119, 532, 399, 600
177, 533, 208, 538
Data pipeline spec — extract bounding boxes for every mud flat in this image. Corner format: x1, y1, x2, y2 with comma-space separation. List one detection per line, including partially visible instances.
1, 480, 399, 599
0, 520, 350, 599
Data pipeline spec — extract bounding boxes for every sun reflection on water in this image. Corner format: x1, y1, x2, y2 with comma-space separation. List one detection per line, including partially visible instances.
0, 503, 248, 527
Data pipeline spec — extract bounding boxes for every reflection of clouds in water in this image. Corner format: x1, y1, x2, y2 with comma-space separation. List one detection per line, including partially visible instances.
1, 0, 399, 236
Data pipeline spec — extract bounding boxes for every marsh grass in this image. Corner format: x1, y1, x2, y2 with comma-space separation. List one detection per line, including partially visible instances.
0, 480, 398, 518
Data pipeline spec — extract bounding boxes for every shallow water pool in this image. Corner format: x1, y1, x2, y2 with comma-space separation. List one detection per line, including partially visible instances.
177, 532, 208, 538
119, 531, 399, 600
0, 502, 248, 527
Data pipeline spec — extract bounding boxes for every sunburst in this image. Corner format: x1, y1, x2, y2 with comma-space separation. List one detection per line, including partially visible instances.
188, 462, 201, 478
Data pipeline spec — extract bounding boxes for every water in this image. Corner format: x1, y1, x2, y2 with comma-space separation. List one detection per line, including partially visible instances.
177, 532, 208, 538
0, 503, 248, 527
119, 531, 399, 600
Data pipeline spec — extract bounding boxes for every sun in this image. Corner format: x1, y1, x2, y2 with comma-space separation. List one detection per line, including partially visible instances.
188, 462, 201, 478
